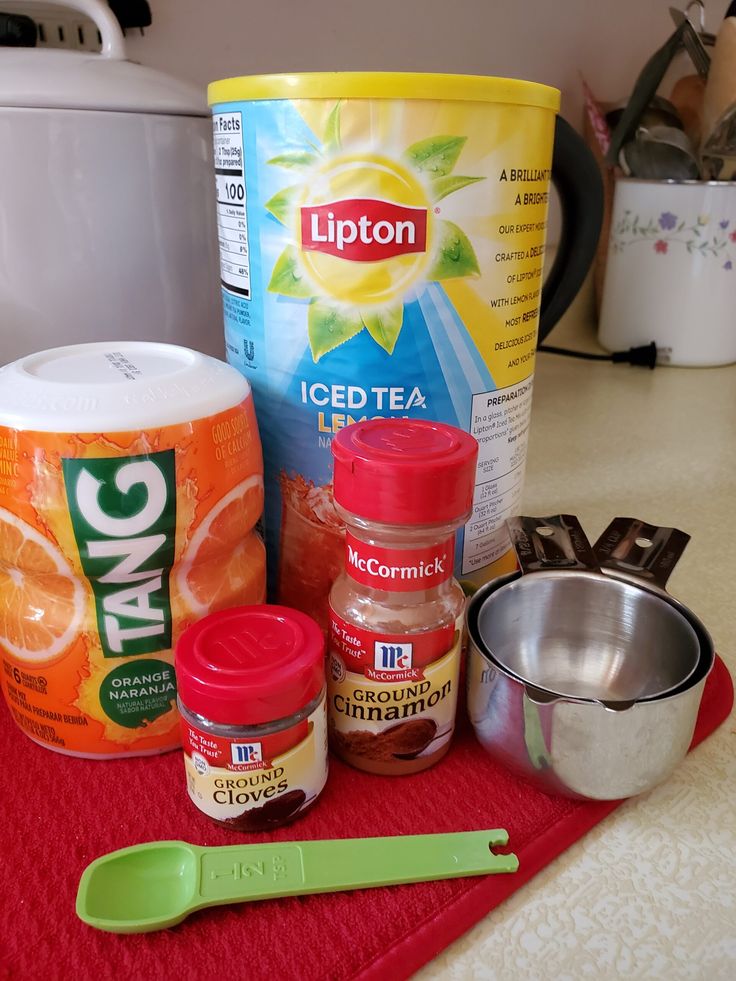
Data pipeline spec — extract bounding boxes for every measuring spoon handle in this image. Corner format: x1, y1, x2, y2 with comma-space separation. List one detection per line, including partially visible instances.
194, 830, 517, 907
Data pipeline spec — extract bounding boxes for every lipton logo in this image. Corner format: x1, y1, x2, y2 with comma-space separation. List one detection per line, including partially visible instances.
300, 198, 427, 261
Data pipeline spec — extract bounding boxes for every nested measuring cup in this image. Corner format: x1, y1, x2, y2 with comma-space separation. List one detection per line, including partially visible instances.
466, 515, 714, 800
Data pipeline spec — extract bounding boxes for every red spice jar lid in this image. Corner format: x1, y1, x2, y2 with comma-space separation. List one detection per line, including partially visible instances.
332, 418, 478, 525
175, 605, 325, 725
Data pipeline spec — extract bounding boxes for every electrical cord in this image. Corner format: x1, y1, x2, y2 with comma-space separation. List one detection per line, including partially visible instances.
538, 341, 660, 369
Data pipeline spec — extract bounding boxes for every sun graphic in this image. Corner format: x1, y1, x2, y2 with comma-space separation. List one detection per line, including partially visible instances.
264, 101, 485, 362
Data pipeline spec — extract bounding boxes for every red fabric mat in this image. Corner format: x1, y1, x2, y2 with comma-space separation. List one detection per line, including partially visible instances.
1, 656, 732, 981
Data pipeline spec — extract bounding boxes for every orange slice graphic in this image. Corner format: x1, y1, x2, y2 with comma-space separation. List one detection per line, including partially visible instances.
0, 507, 85, 664
176, 476, 266, 617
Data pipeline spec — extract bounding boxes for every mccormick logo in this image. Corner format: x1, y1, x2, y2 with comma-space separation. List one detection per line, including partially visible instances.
346, 544, 447, 584
300, 198, 427, 261
231, 742, 263, 765
374, 642, 413, 672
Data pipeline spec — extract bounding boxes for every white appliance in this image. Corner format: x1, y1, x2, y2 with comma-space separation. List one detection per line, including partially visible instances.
0, 0, 222, 364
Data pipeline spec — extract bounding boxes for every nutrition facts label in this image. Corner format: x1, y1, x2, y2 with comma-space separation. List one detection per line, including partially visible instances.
212, 112, 251, 298
462, 376, 535, 574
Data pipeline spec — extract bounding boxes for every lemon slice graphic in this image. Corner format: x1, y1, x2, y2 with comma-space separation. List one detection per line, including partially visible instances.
298, 154, 434, 306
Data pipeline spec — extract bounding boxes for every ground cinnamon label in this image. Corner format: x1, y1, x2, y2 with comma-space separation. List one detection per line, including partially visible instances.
328, 611, 462, 771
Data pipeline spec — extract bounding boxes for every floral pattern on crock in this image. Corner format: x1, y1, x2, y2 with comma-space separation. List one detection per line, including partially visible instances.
611, 211, 735, 269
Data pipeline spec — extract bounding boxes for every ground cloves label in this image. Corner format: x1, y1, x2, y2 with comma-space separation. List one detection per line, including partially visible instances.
182, 698, 328, 830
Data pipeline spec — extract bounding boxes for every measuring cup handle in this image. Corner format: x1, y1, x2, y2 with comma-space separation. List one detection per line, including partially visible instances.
538, 116, 604, 343
507, 514, 599, 573
592, 517, 690, 589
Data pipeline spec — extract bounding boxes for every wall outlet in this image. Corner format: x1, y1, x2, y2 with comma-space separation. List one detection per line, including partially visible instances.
0, 2, 101, 49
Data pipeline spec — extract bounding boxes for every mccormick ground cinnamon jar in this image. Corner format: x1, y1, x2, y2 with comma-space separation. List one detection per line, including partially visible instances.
176, 605, 328, 830
327, 419, 478, 775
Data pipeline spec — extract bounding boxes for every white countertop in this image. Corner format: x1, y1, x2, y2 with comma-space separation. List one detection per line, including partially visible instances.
417, 291, 736, 980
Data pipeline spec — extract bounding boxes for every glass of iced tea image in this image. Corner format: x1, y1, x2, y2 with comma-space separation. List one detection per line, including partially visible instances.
278, 473, 345, 631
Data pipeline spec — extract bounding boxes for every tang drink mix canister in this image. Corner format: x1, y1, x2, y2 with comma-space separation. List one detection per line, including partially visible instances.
0, 342, 265, 757
208, 72, 561, 626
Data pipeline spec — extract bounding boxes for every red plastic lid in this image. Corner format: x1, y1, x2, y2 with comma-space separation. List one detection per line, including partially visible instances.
175, 605, 325, 725
332, 419, 478, 525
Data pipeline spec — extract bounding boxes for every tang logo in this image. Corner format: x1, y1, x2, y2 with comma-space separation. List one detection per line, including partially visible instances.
62, 450, 176, 659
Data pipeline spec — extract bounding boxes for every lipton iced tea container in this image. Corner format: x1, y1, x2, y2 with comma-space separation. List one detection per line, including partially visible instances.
0, 342, 265, 758
208, 72, 602, 627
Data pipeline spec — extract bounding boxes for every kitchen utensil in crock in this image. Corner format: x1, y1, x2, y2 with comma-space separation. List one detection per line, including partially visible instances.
607, 95, 685, 133
607, 21, 687, 166
76, 831, 518, 933
701, 10, 736, 153
466, 516, 714, 800
669, 4, 712, 77
669, 73, 707, 145
621, 124, 700, 179
701, 102, 736, 178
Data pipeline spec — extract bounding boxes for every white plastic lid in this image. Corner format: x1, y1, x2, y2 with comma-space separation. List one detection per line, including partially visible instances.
0, 0, 206, 115
0, 342, 252, 432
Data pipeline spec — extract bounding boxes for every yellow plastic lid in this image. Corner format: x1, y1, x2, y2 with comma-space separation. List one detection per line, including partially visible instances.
208, 72, 560, 112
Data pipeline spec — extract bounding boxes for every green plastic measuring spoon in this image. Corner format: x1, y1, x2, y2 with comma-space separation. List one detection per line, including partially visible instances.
76, 830, 518, 933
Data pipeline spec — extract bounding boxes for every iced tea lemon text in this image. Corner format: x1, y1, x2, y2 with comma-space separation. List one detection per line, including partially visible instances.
300, 382, 428, 437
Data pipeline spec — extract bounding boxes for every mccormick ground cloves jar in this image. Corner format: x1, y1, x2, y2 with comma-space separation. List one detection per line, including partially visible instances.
327, 419, 478, 775
176, 605, 328, 830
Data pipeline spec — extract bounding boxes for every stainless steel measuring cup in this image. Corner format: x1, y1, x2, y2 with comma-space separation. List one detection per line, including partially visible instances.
466, 515, 714, 800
